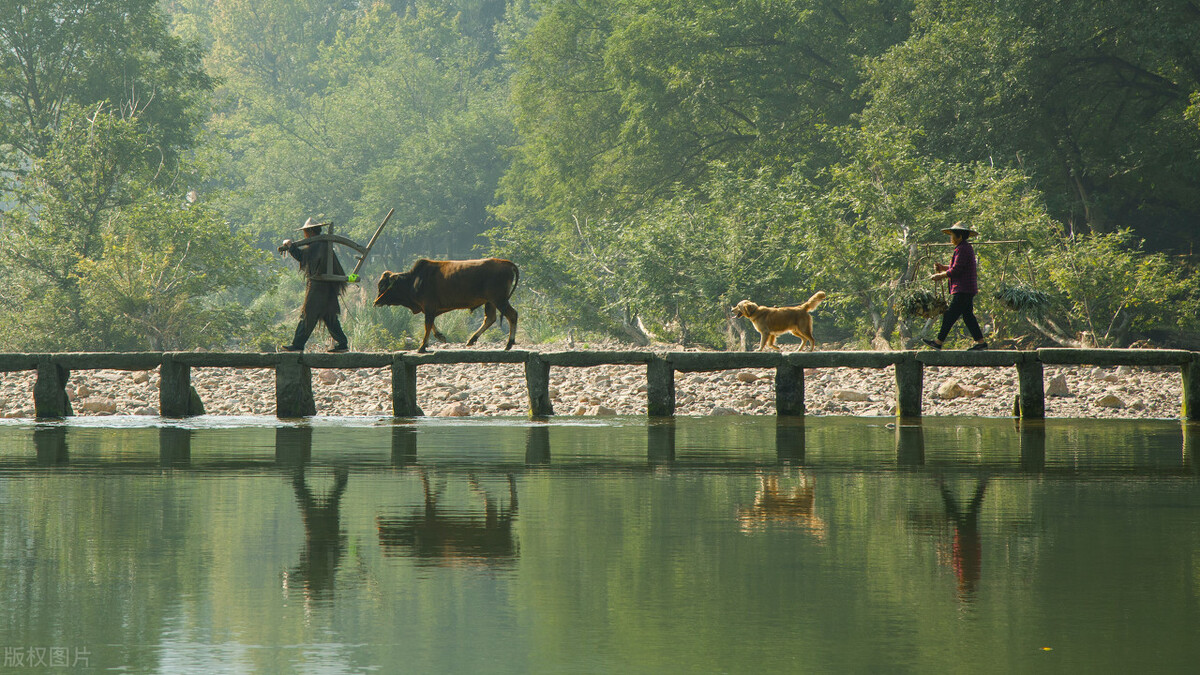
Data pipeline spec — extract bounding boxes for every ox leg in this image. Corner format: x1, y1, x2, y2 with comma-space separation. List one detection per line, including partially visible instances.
499, 301, 518, 350
467, 304, 498, 346
418, 316, 435, 353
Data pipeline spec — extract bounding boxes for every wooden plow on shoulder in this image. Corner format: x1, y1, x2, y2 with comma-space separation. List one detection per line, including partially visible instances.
292, 208, 395, 283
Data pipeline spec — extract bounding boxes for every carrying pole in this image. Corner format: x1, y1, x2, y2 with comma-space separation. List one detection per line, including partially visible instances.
349, 208, 394, 281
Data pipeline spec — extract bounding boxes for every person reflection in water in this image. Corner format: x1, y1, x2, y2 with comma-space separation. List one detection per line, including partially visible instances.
286, 467, 350, 602
938, 476, 988, 603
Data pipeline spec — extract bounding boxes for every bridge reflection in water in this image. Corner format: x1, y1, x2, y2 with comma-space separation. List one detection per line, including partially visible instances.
14, 417, 1199, 476
11, 419, 1198, 582
5, 417, 1197, 624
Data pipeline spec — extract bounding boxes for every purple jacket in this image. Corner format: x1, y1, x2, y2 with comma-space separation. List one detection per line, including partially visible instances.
947, 241, 978, 295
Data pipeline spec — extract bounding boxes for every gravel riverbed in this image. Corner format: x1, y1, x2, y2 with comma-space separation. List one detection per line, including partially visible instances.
0, 344, 1186, 419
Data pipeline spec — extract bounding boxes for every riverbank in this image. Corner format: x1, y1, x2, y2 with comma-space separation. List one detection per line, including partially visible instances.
0, 342, 1186, 419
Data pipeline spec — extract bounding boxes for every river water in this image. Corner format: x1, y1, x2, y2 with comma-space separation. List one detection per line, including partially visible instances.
0, 416, 1197, 673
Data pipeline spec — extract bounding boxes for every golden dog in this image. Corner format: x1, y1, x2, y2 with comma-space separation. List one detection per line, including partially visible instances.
732, 291, 826, 351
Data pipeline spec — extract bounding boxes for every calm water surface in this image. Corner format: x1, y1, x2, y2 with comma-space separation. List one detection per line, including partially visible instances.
0, 415, 1198, 673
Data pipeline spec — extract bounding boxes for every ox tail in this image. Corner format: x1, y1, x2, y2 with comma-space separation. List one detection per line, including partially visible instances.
507, 264, 520, 299
798, 291, 826, 312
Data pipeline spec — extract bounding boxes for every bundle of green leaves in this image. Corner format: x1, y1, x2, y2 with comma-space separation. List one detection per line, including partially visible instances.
993, 284, 1051, 316
899, 288, 948, 319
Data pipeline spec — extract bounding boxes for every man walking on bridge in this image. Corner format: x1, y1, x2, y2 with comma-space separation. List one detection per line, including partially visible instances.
279, 218, 350, 353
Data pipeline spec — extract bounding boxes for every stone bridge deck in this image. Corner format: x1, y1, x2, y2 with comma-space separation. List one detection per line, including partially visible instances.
1, 349, 1197, 420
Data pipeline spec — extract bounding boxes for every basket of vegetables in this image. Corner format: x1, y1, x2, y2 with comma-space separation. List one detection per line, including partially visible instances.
900, 288, 948, 319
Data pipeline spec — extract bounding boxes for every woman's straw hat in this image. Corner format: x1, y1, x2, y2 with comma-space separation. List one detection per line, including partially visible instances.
941, 221, 977, 236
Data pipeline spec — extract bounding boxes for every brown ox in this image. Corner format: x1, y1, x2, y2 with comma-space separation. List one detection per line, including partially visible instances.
374, 258, 519, 352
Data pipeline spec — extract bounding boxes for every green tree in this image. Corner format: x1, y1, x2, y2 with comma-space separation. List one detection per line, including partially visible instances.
861, 0, 1200, 248
0, 105, 271, 350
76, 194, 273, 350
803, 126, 1061, 347
1026, 231, 1200, 347
497, 0, 911, 229
209, 2, 515, 266
0, 0, 212, 168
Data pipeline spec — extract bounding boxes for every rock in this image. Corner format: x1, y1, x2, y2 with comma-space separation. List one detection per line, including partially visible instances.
76, 383, 91, 398
78, 398, 117, 413
736, 371, 758, 383
936, 379, 967, 400
571, 405, 589, 416
496, 401, 519, 411
1095, 393, 1125, 409
317, 370, 340, 385
710, 406, 740, 416
592, 405, 616, 415
434, 402, 471, 417
1045, 374, 1071, 397
958, 384, 986, 398
831, 389, 871, 402
132, 406, 157, 416
132, 372, 150, 384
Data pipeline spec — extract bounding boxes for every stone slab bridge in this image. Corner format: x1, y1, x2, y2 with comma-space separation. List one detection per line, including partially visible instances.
2, 349, 1198, 421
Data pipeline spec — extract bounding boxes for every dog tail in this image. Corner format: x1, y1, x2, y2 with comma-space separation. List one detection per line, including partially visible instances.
798, 291, 826, 312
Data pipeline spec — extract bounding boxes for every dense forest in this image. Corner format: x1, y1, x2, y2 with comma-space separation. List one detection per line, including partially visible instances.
2, 0, 1199, 351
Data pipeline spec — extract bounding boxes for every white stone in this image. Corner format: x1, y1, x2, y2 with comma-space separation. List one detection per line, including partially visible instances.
1095, 393, 1125, 409
831, 389, 871, 402
593, 405, 617, 416
936, 379, 967, 400
958, 384, 986, 398
434, 402, 471, 417
78, 398, 117, 413
132, 372, 150, 384
1045, 374, 1070, 397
